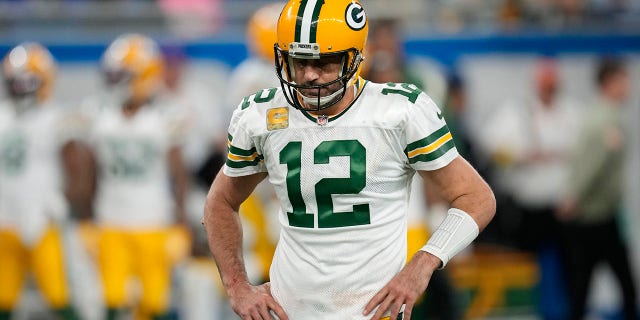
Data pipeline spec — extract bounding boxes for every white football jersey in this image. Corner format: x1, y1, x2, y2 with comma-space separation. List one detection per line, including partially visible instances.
82, 101, 184, 228
0, 101, 70, 245
223, 78, 458, 319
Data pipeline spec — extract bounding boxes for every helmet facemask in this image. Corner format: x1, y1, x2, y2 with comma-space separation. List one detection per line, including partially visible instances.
275, 43, 363, 112
101, 65, 135, 108
5, 72, 42, 112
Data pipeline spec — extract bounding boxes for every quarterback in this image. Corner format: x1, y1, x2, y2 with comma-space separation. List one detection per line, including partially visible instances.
203, 1, 496, 319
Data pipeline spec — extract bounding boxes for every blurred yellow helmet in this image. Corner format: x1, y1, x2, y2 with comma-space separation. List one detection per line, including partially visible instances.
101, 33, 164, 105
247, 2, 283, 62
2, 42, 56, 105
275, 0, 368, 111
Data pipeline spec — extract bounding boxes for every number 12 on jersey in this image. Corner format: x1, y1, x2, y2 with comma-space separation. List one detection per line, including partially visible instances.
279, 140, 371, 228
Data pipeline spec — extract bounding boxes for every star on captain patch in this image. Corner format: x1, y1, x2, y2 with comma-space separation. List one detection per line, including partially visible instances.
317, 115, 328, 126
266, 107, 289, 131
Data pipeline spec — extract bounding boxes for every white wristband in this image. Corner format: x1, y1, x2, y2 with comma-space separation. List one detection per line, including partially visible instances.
420, 208, 479, 268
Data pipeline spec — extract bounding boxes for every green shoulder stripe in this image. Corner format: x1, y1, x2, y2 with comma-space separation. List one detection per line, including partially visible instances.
405, 124, 456, 164
225, 157, 263, 169
228, 145, 257, 157
405, 125, 450, 154
407, 140, 455, 164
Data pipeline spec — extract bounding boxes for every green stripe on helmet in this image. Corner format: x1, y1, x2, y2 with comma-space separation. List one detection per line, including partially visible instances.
309, 0, 324, 43
294, 0, 308, 42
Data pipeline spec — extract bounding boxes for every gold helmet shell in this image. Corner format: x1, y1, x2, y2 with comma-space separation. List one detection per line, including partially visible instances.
101, 33, 164, 105
275, 0, 368, 111
247, 3, 283, 62
2, 42, 56, 103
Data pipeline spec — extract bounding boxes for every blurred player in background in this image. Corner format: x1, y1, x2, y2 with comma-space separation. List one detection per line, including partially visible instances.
0, 42, 79, 320
225, 2, 283, 119
177, 5, 284, 319
157, 41, 234, 320
68, 33, 191, 320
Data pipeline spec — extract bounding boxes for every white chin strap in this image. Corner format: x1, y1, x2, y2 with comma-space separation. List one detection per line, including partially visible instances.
299, 86, 345, 107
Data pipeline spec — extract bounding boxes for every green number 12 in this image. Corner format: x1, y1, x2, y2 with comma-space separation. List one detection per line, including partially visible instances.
279, 140, 371, 228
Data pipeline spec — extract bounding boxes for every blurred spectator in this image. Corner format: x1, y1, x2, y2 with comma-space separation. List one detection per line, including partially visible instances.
0, 42, 79, 320
363, 18, 449, 105
69, 33, 191, 320
441, 73, 485, 174
498, 0, 523, 30
557, 57, 638, 320
480, 57, 584, 319
362, 19, 423, 89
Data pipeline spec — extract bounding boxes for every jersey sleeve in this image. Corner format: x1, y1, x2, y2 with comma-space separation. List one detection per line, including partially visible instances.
163, 105, 190, 148
222, 101, 267, 177
404, 92, 458, 171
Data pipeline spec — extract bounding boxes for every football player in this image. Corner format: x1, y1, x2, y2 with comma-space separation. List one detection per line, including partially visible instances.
0, 42, 79, 320
203, 1, 496, 319
177, 5, 284, 319
69, 33, 190, 320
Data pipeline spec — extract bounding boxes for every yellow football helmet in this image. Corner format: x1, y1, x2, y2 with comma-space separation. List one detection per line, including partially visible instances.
275, 0, 368, 111
2, 42, 56, 105
101, 33, 164, 105
247, 3, 283, 62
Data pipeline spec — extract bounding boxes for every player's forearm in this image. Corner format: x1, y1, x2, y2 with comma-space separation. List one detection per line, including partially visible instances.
424, 157, 496, 231
203, 189, 251, 294
62, 141, 96, 220
448, 179, 495, 232
419, 157, 496, 268
168, 147, 190, 224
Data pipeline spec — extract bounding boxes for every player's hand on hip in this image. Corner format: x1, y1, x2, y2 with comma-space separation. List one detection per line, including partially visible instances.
363, 251, 440, 320
229, 282, 288, 320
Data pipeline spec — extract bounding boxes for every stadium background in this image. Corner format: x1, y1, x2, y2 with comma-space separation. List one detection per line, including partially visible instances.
1, 0, 640, 319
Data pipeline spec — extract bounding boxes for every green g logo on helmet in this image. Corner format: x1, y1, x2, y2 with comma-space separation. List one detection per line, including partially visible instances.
345, 3, 366, 31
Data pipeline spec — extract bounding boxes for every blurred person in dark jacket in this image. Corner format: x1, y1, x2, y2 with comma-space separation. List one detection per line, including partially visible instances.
557, 57, 638, 320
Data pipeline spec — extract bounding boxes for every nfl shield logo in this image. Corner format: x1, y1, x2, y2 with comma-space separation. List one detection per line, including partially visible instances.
317, 115, 328, 126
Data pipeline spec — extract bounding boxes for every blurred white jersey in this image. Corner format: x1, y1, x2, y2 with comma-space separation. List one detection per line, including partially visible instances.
223, 79, 458, 319
225, 57, 279, 119
0, 101, 69, 245
81, 101, 183, 228
158, 78, 225, 173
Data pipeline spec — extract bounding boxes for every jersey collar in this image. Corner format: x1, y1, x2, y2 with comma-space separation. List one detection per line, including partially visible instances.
298, 77, 368, 124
